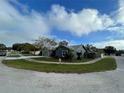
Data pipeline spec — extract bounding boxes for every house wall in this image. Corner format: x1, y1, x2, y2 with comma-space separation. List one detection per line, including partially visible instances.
42, 50, 51, 57
72, 46, 86, 59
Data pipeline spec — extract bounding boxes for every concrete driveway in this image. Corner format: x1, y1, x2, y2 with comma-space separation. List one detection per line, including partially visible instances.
0, 56, 124, 93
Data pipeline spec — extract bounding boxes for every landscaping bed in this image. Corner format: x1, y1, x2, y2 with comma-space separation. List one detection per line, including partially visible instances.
2, 57, 117, 73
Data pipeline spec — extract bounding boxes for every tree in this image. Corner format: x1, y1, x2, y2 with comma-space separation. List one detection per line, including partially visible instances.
12, 43, 21, 51
22, 43, 37, 51
59, 41, 68, 46
34, 37, 57, 49
104, 46, 116, 55
12, 43, 38, 54
0, 44, 6, 50
116, 50, 124, 56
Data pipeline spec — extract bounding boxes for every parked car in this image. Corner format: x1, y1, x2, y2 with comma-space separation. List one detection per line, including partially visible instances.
0, 51, 7, 56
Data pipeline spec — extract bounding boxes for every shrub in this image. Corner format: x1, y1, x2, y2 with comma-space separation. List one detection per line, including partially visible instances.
84, 52, 96, 59
63, 50, 74, 62
21, 51, 30, 54
50, 50, 56, 57
77, 52, 82, 60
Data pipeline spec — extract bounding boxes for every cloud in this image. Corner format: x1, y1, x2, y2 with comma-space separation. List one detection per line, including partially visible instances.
92, 0, 124, 50
106, 0, 124, 35
93, 40, 124, 50
0, 0, 49, 45
116, 0, 124, 24
48, 5, 114, 36
0, 0, 123, 47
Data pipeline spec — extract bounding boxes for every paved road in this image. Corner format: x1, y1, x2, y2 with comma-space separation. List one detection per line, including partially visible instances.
0, 56, 124, 93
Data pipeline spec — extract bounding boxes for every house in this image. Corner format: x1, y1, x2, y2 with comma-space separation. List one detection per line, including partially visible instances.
0, 50, 6, 56
69, 45, 86, 59
42, 47, 51, 57
40, 47, 55, 57
41, 43, 97, 59
53, 45, 70, 58
52, 44, 90, 59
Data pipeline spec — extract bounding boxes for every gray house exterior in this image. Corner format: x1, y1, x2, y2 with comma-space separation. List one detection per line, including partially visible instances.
70, 45, 86, 59
54, 45, 70, 58
41, 44, 96, 59
41, 47, 53, 57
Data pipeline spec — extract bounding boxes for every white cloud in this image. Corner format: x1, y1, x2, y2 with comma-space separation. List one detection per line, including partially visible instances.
117, 0, 124, 24
106, 0, 124, 35
0, 0, 124, 48
93, 40, 124, 50
93, 0, 124, 50
48, 5, 114, 36
0, 0, 49, 45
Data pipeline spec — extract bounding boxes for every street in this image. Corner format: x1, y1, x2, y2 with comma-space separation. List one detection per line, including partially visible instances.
0, 56, 124, 93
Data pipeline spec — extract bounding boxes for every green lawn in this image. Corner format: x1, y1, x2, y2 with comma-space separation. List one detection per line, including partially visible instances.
2, 57, 117, 73
32, 57, 93, 63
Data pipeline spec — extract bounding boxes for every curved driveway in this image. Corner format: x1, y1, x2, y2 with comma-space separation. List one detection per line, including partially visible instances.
0, 56, 124, 93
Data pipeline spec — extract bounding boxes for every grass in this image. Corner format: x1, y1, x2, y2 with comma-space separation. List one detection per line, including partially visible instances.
2, 57, 117, 73
7, 51, 21, 57
32, 57, 93, 63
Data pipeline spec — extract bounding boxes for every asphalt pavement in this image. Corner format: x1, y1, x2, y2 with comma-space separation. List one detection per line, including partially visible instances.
0, 56, 124, 93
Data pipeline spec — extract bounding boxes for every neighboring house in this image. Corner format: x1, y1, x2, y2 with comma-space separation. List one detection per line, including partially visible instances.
70, 45, 86, 59
41, 47, 54, 57
0, 50, 6, 56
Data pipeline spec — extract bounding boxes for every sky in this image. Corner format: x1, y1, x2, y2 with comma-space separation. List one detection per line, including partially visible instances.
0, 0, 124, 49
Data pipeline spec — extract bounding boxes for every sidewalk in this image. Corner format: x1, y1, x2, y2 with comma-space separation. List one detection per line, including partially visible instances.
25, 57, 102, 65
4, 55, 106, 65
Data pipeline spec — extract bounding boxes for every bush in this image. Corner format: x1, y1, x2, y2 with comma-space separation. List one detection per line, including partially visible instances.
50, 50, 56, 57
104, 46, 116, 55
115, 51, 121, 56
21, 51, 30, 54
84, 52, 96, 59
63, 50, 74, 62
77, 52, 82, 60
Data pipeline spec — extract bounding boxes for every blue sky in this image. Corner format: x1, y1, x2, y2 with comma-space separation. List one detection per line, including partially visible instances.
0, 0, 124, 49
18, 0, 118, 14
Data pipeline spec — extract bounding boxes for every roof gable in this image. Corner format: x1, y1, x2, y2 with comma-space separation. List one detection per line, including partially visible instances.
69, 45, 86, 52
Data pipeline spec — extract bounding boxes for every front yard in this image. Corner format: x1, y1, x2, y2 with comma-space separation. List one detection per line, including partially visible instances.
2, 57, 117, 73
